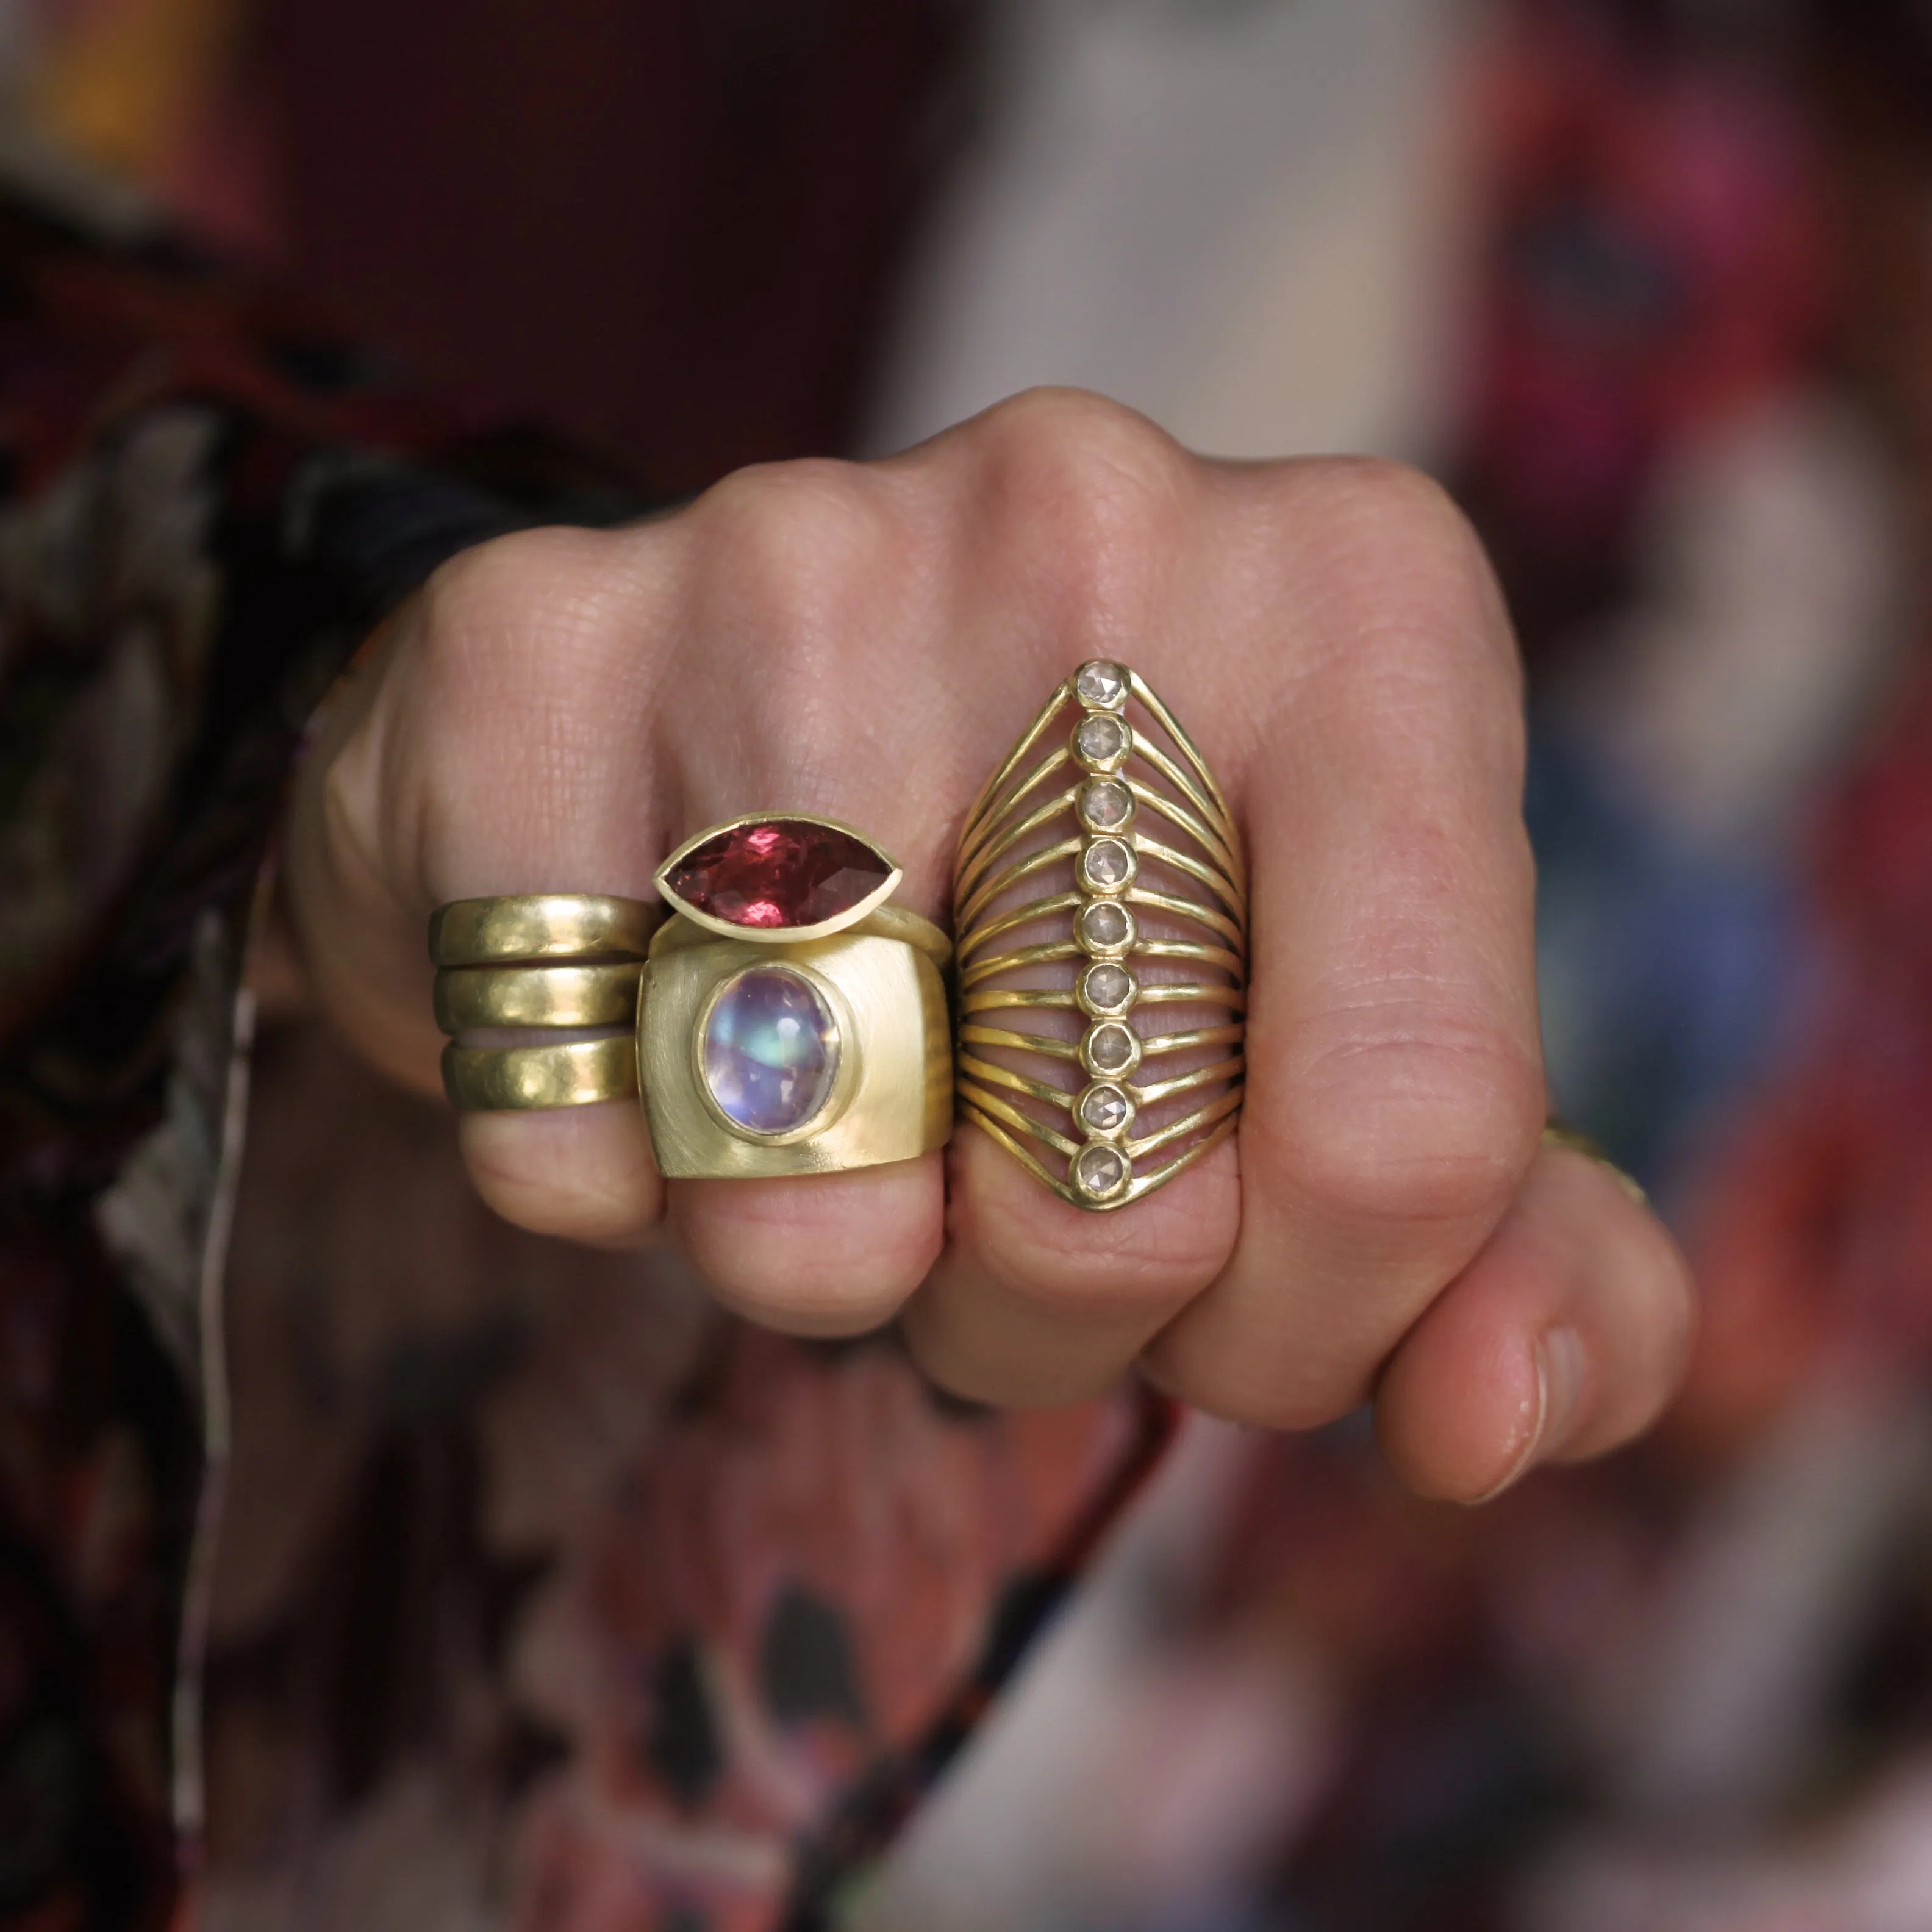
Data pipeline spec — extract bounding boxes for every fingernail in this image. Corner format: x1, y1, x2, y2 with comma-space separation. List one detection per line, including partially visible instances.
1534, 1323, 1588, 1463
1469, 1323, 1589, 1506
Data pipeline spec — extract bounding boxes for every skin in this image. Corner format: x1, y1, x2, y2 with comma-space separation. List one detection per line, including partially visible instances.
284, 388, 1696, 1504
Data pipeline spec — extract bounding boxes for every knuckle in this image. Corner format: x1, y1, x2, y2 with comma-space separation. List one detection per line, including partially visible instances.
672, 1174, 939, 1337
971, 387, 1193, 568
1304, 456, 1483, 565
414, 525, 637, 702
1631, 1224, 1700, 1411
420, 526, 612, 649
690, 458, 902, 613
1142, 1334, 1365, 1435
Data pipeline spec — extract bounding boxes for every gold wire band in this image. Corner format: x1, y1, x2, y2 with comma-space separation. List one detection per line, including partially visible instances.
433, 962, 643, 1033
429, 893, 657, 967
953, 660, 1247, 1211
441, 1036, 639, 1111
1542, 1122, 1648, 1208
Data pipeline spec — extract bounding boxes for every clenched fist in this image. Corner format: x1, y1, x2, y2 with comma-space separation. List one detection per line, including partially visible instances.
285, 389, 1694, 1503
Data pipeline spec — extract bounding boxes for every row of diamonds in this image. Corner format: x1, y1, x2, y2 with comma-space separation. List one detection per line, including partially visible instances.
1069, 659, 1139, 1206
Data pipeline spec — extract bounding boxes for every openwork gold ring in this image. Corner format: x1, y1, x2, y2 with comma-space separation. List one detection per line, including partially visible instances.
954, 659, 1247, 1210
431, 818, 953, 1184
1542, 1121, 1648, 1208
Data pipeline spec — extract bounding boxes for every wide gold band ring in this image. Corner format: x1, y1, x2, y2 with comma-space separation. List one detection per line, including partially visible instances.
638, 817, 952, 1179
429, 817, 953, 1182
954, 660, 1247, 1211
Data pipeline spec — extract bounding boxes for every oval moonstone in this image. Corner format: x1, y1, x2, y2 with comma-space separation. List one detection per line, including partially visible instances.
702, 968, 838, 1136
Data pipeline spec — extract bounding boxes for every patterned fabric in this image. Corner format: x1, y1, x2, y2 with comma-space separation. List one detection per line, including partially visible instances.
0, 180, 1160, 1931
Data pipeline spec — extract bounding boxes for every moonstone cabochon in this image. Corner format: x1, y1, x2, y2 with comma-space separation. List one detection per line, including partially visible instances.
701, 966, 839, 1136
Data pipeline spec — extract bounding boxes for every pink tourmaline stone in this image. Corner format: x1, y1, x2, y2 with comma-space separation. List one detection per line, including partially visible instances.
665, 820, 893, 929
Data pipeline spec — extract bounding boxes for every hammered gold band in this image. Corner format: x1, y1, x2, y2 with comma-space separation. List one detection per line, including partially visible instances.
434, 961, 643, 1032
430, 892, 656, 966
441, 1036, 639, 1111
429, 892, 656, 1112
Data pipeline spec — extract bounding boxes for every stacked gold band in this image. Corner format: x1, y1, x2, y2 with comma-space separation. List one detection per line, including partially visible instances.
434, 961, 645, 1032
429, 893, 656, 966
441, 1035, 640, 1111
431, 893, 655, 1111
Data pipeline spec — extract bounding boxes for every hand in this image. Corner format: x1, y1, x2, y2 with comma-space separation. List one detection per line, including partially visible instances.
285, 388, 1694, 1502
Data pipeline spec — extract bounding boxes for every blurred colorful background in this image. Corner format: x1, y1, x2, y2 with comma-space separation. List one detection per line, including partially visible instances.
15, 1, 1932, 1926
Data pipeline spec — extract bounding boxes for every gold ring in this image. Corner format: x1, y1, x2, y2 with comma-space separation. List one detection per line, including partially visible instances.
433, 961, 642, 1032
428, 893, 657, 1111
1542, 1121, 1648, 1208
954, 660, 1247, 1210
429, 893, 656, 967
638, 815, 952, 1178
429, 821, 954, 1184
442, 1036, 639, 1110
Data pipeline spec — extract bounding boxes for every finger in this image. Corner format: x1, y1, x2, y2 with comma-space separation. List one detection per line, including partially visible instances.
901, 1129, 1240, 1406
459, 1104, 662, 1248
289, 528, 679, 1248
1375, 1142, 1697, 1503
670, 1164, 945, 1337
1146, 461, 1545, 1429
896, 397, 1250, 1400
646, 459, 962, 1329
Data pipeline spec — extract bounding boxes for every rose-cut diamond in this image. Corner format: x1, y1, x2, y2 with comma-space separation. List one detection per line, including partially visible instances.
1079, 901, 1134, 953
1080, 1084, 1132, 1136
1079, 779, 1133, 832
1082, 839, 1135, 893
665, 820, 893, 931
702, 967, 839, 1136
1085, 1022, 1138, 1078
1075, 660, 1129, 709
1082, 962, 1135, 1015
1074, 1143, 1129, 1198
1074, 714, 1129, 768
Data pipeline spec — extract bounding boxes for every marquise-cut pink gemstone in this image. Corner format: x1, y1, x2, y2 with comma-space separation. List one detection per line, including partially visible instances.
664, 820, 893, 929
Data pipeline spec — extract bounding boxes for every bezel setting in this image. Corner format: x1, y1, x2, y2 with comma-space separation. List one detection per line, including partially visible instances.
1077, 777, 1137, 835
1080, 837, 1139, 895
1072, 712, 1132, 774
1078, 899, 1137, 959
1078, 1082, 1134, 1139
1074, 659, 1131, 712
1072, 1141, 1133, 1204
1078, 960, 1139, 1020
692, 963, 851, 1145
655, 812, 904, 944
